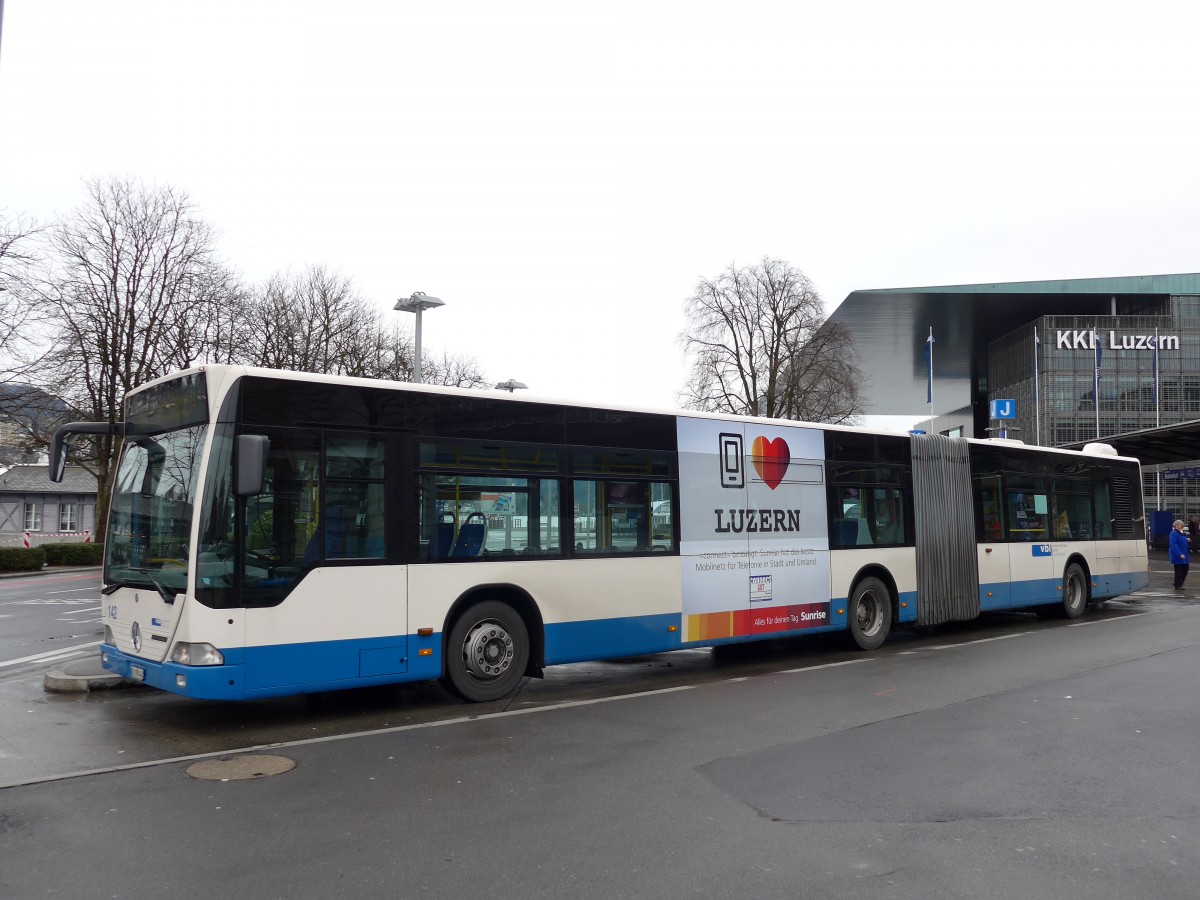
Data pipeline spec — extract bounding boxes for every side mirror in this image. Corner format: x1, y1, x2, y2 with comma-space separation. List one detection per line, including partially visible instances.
50, 421, 125, 482
236, 435, 270, 496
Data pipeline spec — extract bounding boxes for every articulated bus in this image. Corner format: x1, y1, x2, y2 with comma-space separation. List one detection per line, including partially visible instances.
52, 366, 1150, 703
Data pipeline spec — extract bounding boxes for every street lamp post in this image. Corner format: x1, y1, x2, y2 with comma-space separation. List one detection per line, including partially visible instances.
494, 379, 528, 393
393, 292, 445, 384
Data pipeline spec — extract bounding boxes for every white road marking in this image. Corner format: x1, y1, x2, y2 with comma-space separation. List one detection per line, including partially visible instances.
36, 649, 93, 664
0, 641, 101, 669
777, 658, 872, 675
12, 599, 95, 606
899, 632, 1031, 654
1068, 613, 1148, 627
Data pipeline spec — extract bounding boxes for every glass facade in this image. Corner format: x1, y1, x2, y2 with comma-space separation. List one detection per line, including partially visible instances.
988, 295, 1200, 520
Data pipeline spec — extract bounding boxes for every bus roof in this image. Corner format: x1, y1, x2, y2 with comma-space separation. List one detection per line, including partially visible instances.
131, 364, 1143, 464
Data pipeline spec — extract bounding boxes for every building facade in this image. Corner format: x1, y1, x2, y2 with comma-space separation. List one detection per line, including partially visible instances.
989, 298, 1200, 446
827, 274, 1200, 522
0, 465, 99, 546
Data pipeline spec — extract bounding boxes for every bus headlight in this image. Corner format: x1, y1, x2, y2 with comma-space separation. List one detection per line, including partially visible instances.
170, 642, 224, 666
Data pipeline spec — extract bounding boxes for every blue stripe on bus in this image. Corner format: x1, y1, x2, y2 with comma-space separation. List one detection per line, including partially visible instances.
543, 613, 681, 664
978, 572, 1147, 611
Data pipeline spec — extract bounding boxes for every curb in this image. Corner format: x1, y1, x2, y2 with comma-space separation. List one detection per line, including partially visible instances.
43, 658, 135, 694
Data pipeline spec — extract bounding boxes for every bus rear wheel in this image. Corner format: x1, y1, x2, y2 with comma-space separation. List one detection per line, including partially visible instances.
848, 576, 893, 651
1036, 563, 1089, 619
1058, 563, 1088, 619
442, 600, 530, 703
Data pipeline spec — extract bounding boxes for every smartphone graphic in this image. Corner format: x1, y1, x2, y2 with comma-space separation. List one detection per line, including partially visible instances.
718, 433, 744, 488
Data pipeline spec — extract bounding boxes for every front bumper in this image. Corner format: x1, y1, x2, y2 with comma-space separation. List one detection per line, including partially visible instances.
101, 642, 246, 700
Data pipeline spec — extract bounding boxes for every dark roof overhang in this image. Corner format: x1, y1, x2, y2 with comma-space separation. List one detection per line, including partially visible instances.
1065, 420, 1200, 467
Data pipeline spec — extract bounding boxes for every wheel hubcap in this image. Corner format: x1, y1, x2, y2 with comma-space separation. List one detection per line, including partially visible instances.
462, 621, 514, 681
1066, 573, 1083, 607
857, 591, 882, 636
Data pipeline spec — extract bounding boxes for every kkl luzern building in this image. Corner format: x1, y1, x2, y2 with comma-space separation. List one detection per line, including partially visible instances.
827, 273, 1200, 520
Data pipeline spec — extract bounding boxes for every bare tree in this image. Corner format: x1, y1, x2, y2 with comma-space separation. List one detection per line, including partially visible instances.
240, 266, 384, 376
0, 214, 94, 465
352, 319, 415, 382
237, 266, 490, 388
420, 349, 490, 389
679, 257, 862, 424
31, 177, 226, 539
776, 318, 862, 424
0, 211, 44, 380
167, 263, 253, 367
358, 321, 488, 388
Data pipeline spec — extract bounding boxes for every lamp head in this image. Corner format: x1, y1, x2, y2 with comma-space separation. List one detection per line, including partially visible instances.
394, 292, 445, 313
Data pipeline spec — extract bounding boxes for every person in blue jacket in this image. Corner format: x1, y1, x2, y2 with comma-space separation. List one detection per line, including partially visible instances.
1169, 519, 1190, 590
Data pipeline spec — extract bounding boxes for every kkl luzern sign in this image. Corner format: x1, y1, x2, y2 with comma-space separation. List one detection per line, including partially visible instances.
1056, 330, 1179, 350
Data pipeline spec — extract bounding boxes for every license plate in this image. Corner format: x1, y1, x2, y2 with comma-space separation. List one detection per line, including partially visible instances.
130, 665, 145, 682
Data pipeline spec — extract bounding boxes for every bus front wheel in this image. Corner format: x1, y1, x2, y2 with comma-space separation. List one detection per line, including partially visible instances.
442, 600, 530, 702
848, 576, 893, 651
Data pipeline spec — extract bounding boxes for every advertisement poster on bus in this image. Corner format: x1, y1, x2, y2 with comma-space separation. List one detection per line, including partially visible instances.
677, 417, 832, 644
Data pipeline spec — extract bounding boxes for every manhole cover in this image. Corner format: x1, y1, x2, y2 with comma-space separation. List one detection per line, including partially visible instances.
186, 754, 296, 781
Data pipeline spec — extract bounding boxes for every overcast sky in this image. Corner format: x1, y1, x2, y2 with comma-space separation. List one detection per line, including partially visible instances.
2, 0, 1198, 427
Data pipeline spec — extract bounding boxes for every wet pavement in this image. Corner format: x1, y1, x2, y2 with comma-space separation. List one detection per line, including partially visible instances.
1, 549, 1190, 789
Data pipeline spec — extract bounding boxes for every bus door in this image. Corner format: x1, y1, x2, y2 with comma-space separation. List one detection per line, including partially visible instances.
975, 475, 1011, 610
241, 430, 403, 692
1003, 487, 1056, 604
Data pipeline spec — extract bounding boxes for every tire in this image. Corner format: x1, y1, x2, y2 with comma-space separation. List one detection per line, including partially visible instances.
848, 576, 893, 651
1059, 562, 1088, 619
441, 600, 530, 702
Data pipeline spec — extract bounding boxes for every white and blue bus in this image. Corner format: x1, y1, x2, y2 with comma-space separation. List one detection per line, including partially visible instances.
52, 365, 1149, 702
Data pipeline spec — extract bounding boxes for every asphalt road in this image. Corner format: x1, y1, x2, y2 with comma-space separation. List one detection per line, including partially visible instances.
2, 556, 1199, 898
0, 570, 103, 667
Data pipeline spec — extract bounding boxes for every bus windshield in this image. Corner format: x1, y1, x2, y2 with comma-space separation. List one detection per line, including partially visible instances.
104, 424, 208, 600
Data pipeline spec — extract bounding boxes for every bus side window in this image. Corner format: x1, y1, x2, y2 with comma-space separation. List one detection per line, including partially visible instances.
1092, 483, 1113, 539
871, 488, 905, 546
322, 435, 387, 560
833, 487, 864, 548
526, 479, 562, 555
650, 485, 674, 550
572, 480, 665, 554
975, 477, 1003, 543
1005, 491, 1048, 541
240, 432, 320, 597
323, 481, 386, 560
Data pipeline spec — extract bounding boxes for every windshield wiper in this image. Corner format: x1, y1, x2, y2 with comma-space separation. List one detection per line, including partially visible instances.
135, 568, 179, 605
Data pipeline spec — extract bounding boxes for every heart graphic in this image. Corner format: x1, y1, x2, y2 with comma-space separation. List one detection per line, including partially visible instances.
751, 436, 790, 490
